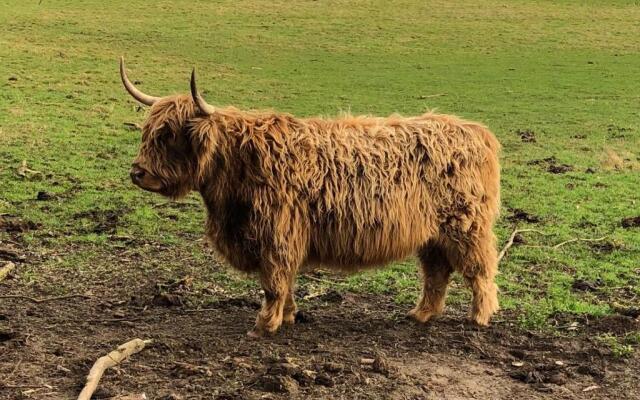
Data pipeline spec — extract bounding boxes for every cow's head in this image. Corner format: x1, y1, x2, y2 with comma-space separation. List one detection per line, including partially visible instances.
120, 57, 218, 199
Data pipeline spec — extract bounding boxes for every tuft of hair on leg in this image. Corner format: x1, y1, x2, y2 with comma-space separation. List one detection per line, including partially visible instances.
282, 276, 298, 325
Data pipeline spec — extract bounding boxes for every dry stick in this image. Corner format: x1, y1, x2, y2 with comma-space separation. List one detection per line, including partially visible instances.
552, 236, 607, 250
0, 261, 15, 282
497, 228, 548, 263
77, 338, 152, 400
498, 228, 609, 263
0, 294, 90, 303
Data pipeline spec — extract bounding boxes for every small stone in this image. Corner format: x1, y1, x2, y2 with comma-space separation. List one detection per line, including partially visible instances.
8, 76, 18, 81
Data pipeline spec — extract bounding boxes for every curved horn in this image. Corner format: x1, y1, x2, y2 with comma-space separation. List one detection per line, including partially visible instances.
190, 68, 216, 115
119, 57, 160, 106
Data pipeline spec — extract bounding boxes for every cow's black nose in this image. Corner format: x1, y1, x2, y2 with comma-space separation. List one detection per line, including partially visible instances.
130, 167, 145, 182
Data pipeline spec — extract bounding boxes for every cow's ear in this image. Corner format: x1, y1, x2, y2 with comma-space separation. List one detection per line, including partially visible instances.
189, 123, 218, 182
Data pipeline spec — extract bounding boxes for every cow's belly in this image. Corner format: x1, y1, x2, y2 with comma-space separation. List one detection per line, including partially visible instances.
307, 219, 434, 271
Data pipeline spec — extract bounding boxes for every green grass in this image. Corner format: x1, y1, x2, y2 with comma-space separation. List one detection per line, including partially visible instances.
1, 1, 639, 331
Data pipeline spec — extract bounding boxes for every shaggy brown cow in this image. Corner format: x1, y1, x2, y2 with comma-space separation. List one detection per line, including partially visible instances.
120, 58, 501, 337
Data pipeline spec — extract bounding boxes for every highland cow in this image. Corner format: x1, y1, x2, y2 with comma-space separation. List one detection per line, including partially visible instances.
120, 57, 501, 337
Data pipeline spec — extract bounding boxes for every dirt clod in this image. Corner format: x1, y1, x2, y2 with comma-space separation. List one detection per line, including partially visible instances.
510, 369, 544, 384
295, 310, 313, 323
571, 278, 603, 292
323, 362, 344, 373
318, 290, 343, 303
152, 293, 184, 307
315, 373, 335, 387
36, 191, 55, 201
259, 375, 299, 394
548, 164, 573, 174
547, 372, 567, 385
0, 330, 17, 342
526, 156, 574, 174
268, 362, 299, 376
372, 352, 391, 376
507, 209, 540, 223
0, 216, 40, 233
621, 216, 640, 228
516, 129, 536, 143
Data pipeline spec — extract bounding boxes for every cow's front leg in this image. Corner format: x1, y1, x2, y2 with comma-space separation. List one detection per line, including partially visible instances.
248, 265, 296, 337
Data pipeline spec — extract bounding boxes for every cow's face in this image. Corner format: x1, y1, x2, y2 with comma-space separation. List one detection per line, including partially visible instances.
130, 96, 198, 199
120, 58, 218, 199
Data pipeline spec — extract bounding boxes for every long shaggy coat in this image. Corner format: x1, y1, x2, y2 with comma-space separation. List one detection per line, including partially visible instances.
135, 95, 501, 335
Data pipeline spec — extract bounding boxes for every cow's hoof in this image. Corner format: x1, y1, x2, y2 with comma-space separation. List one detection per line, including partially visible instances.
247, 329, 265, 338
408, 308, 438, 324
470, 314, 491, 327
282, 313, 296, 325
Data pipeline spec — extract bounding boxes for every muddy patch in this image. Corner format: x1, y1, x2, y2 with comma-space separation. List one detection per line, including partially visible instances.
1, 281, 638, 400
527, 156, 574, 174
621, 216, 640, 229
506, 208, 541, 224
516, 129, 537, 143
0, 215, 41, 233
73, 209, 128, 234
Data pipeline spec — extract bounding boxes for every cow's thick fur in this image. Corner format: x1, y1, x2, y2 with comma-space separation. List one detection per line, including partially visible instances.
133, 95, 501, 336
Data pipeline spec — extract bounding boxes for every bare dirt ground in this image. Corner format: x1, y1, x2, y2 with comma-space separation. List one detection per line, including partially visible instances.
1, 220, 638, 400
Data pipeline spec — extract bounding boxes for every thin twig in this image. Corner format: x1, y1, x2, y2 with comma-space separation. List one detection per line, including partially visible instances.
552, 236, 607, 249
180, 308, 220, 313
498, 228, 548, 263
419, 93, 446, 98
499, 228, 609, 262
301, 274, 341, 285
0, 294, 91, 303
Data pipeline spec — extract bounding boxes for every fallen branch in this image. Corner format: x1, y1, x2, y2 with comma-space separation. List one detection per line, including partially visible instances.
0, 294, 90, 303
499, 228, 610, 263
0, 261, 16, 282
552, 236, 607, 250
498, 228, 548, 263
77, 338, 152, 400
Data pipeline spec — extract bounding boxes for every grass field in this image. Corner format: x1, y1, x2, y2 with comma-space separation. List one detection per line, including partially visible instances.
1, 0, 639, 349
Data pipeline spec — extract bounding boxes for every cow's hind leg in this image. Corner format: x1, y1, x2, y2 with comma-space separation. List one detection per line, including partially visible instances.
409, 243, 453, 323
455, 233, 499, 326
282, 275, 298, 324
